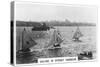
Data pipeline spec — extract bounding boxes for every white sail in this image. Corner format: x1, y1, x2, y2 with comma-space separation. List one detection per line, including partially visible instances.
46, 29, 63, 48
21, 28, 37, 50
73, 26, 83, 40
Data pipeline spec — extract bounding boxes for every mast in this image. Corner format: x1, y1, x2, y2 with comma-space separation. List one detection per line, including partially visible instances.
20, 33, 22, 50
21, 28, 26, 50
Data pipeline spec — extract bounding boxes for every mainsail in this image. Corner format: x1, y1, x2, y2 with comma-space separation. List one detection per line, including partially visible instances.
20, 28, 37, 50
73, 26, 83, 41
46, 29, 63, 48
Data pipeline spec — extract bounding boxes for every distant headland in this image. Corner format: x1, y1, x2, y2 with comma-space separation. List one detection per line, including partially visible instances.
12, 19, 96, 27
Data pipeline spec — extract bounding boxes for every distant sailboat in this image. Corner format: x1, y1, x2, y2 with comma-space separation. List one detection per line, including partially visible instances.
17, 28, 37, 54
46, 29, 64, 49
72, 26, 83, 42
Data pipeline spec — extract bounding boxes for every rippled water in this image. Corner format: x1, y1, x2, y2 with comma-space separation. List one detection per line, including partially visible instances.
16, 26, 96, 64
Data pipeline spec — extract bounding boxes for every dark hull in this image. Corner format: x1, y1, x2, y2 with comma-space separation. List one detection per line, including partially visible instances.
73, 38, 82, 42
32, 26, 50, 31
78, 51, 93, 60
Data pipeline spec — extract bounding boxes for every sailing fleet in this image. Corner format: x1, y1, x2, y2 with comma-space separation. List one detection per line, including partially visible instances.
17, 25, 83, 55
17, 24, 95, 61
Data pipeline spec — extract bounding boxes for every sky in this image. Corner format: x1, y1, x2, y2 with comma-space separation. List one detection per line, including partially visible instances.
15, 2, 98, 23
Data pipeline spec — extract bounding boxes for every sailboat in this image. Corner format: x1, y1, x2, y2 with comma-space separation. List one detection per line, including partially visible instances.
17, 28, 37, 54
72, 26, 83, 42
46, 29, 64, 49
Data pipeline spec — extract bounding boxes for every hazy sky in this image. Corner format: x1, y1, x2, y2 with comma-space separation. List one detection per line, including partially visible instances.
15, 2, 97, 23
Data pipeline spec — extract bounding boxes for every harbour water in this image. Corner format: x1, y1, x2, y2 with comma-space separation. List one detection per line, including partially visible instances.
16, 26, 96, 64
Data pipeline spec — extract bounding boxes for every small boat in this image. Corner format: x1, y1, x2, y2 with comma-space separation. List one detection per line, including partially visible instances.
46, 29, 64, 49
17, 28, 37, 57
72, 26, 83, 42
78, 51, 93, 60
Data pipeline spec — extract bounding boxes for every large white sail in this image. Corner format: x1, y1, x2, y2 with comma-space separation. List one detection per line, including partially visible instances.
21, 28, 37, 50
46, 29, 63, 48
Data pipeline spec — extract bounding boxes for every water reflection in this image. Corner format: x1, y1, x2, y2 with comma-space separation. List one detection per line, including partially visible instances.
16, 48, 64, 64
